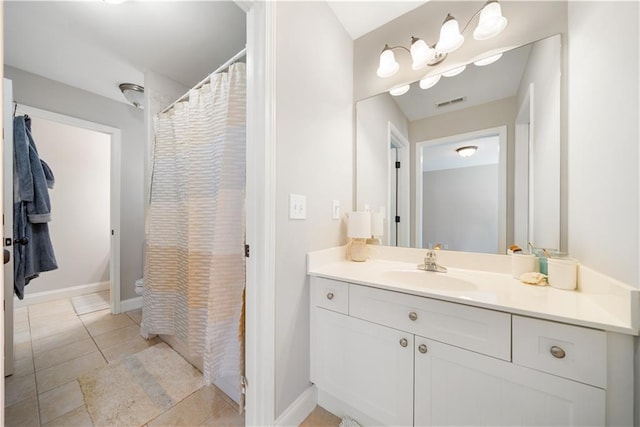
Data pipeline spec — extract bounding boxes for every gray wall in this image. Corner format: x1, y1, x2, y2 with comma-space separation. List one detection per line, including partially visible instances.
5, 65, 145, 301
423, 164, 499, 253
274, 1, 353, 418
410, 97, 517, 247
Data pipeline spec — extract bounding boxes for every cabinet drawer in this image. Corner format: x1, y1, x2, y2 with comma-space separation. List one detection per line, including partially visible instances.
349, 284, 511, 360
512, 316, 606, 388
311, 277, 349, 314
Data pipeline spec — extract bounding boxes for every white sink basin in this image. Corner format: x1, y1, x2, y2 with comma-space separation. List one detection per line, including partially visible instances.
381, 270, 477, 292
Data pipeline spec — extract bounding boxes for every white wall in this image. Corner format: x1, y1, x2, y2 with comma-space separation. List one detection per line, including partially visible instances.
410, 97, 517, 247
25, 117, 110, 293
5, 66, 145, 301
356, 93, 408, 214
567, 2, 639, 287
566, 3, 639, 425
517, 34, 561, 250
423, 164, 499, 253
274, 1, 353, 418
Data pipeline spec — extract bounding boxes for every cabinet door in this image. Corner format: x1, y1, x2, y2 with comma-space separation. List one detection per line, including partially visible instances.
311, 308, 414, 426
414, 337, 605, 427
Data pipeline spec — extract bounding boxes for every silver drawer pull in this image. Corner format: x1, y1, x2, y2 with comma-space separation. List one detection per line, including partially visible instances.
399, 338, 408, 348
409, 312, 418, 321
326, 292, 334, 300
418, 344, 428, 354
550, 346, 566, 359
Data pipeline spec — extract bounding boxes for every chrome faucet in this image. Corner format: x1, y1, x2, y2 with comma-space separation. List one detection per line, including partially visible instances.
418, 249, 448, 273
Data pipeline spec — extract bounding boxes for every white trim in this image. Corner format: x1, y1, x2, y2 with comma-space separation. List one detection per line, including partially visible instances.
13, 281, 109, 308
119, 296, 142, 313
387, 122, 410, 247
274, 385, 318, 427
14, 105, 122, 314
415, 126, 507, 253
245, 1, 277, 425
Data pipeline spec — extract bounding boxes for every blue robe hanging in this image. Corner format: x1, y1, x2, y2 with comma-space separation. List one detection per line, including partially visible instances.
13, 115, 58, 299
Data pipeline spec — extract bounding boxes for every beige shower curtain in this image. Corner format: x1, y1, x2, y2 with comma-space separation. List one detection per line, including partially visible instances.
143, 63, 246, 401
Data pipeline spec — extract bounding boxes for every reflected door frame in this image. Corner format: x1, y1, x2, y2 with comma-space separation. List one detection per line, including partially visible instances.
414, 126, 507, 253
388, 122, 410, 247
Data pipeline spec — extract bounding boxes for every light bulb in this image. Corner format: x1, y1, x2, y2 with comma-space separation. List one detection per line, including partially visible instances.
474, 0, 508, 40
456, 146, 478, 157
419, 74, 441, 90
376, 45, 399, 78
389, 85, 410, 96
474, 53, 503, 66
436, 14, 464, 54
442, 65, 466, 77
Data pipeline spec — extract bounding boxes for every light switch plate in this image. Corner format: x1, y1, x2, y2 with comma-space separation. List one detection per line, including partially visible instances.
289, 194, 306, 219
332, 200, 340, 220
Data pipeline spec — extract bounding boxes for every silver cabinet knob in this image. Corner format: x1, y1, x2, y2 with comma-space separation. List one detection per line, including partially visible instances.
409, 312, 418, 321
399, 338, 408, 348
326, 292, 334, 300
418, 344, 428, 354
550, 346, 566, 359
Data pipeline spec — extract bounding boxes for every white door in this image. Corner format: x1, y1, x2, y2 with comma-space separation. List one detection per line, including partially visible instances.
414, 337, 605, 426
3, 78, 14, 377
311, 308, 414, 426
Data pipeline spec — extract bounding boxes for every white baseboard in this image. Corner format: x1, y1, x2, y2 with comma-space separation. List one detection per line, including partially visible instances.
119, 296, 142, 313
318, 389, 379, 426
14, 281, 109, 308
275, 385, 318, 427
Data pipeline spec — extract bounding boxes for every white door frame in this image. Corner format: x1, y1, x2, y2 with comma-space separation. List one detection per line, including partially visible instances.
242, 0, 276, 425
14, 105, 122, 313
414, 126, 507, 253
388, 122, 410, 247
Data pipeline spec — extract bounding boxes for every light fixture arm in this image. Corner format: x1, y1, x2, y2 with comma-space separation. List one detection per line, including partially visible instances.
460, 2, 490, 35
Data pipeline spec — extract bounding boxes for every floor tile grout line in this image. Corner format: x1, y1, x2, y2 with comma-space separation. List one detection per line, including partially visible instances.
26, 305, 42, 427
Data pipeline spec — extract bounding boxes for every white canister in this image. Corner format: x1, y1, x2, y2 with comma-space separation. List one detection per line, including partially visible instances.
511, 253, 538, 279
547, 258, 578, 290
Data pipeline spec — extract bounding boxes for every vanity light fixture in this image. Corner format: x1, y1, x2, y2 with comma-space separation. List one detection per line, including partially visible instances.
119, 83, 144, 109
375, 0, 508, 78
473, 52, 503, 66
456, 145, 478, 158
389, 84, 411, 96
442, 65, 466, 77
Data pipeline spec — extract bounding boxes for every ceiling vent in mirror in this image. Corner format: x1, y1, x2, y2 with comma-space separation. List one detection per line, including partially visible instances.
437, 97, 466, 108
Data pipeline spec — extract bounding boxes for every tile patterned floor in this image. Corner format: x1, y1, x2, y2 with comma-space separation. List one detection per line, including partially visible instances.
301, 406, 341, 426
4, 297, 244, 427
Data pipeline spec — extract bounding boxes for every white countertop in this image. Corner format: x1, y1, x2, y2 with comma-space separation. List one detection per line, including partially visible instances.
308, 247, 640, 335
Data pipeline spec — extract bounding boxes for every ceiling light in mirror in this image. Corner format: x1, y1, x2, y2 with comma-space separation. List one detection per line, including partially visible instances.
474, 52, 503, 66
436, 14, 464, 54
442, 65, 466, 77
473, 0, 508, 40
389, 84, 410, 96
419, 74, 441, 90
410, 37, 435, 70
376, 45, 400, 78
456, 146, 478, 158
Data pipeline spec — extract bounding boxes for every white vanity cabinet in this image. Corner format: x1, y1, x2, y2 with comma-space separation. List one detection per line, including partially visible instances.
310, 276, 612, 426
414, 337, 604, 426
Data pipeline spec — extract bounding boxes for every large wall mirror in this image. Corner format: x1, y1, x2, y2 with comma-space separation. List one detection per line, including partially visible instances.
356, 33, 563, 254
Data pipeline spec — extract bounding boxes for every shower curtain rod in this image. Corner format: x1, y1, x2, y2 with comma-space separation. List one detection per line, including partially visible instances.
161, 46, 247, 114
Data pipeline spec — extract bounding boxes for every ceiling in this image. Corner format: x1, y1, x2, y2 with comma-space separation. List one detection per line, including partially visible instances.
4, 1, 247, 106
327, 1, 427, 40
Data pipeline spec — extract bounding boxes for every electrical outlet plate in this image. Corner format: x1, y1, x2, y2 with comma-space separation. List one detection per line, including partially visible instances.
289, 194, 306, 219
